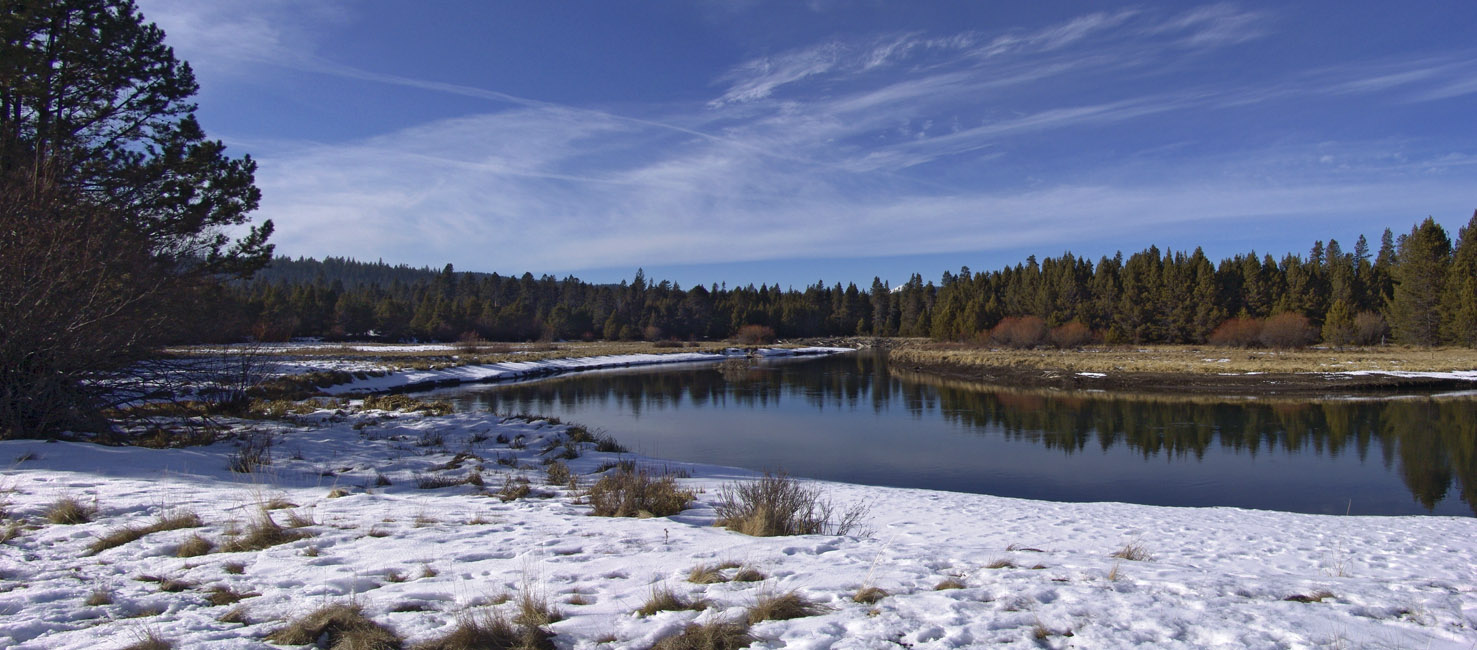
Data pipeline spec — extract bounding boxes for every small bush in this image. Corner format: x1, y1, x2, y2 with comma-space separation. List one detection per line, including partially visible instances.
45, 495, 95, 524
265, 602, 402, 648
497, 476, 532, 502
1048, 321, 1093, 348
1259, 312, 1316, 349
592, 433, 628, 453
731, 324, 776, 345
1209, 317, 1263, 347
746, 591, 826, 624
1353, 311, 1389, 345
228, 432, 272, 474
544, 461, 571, 486
990, 316, 1047, 349
651, 621, 754, 650
586, 468, 693, 518
713, 471, 868, 537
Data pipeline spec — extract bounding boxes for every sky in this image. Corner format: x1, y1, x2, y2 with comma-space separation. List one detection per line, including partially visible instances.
136, 0, 1477, 289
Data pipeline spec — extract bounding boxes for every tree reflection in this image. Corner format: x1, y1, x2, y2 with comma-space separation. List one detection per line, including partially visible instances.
445, 353, 1477, 515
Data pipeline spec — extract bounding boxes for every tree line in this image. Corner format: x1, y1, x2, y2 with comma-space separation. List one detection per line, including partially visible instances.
210, 213, 1476, 348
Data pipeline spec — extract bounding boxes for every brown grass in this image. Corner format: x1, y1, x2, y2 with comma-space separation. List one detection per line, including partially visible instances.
637, 583, 709, 616
85, 587, 113, 606
746, 590, 826, 624
265, 602, 402, 648
218, 605, 250, 624
586, 467, 693, 518
220, 509, 307, 553
985, 558, 1016, 569
412, 609, 554, 650
89, 510, 203, 554
222, 561, 246, 575
1110, 541, 1152, 562
44, 495, 96, 524
651, 621, 754, 650
119, 630, 173, 650
731, 567, 765, 583
852, 586, 888, 604
934, 577, 965, 590
176, 534, 214, 557
206, 585, 259, 606
1284, 590, 1336, 603
890, 340, 1477, 375
687, 564, 728, 585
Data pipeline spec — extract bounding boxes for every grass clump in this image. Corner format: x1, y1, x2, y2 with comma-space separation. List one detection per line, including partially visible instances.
713, 471, 868, 537
852, 586, 888, 604
119, 630, 173, 650
1284, 590, 1336, 603
413, 609, 554, 650
220, 509, 307, 553
746, 590, 827, 624
1110, 541, 1153, 562
222, 561, 246, 575
206, 585, 259, 606
636, 583, 708, 616
544, 461, 571, 486
934, 577, 966, 590
650, 621, 754, 650
731, 567, 765, 583
44, 495, 96, 524
514, 587, 564, 628
265, 602, 403, 648
85, 587, 113, 606
90, 509, 204, 554
687, 563, 729, 585
496, 476, 532, 502
586, 467, 693, 518
362, 394, 453, 415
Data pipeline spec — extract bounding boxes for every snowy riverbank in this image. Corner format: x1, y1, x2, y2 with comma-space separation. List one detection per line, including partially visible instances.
2, 406, 1473, 649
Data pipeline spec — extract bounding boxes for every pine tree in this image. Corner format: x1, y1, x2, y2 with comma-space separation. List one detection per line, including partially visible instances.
1387, 218, 1451, 346
1440, 210, 1477, 346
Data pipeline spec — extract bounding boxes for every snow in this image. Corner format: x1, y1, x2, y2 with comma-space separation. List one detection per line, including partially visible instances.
1075, 372, 1107, 378
1340, 370, 1477, 381
321, 348, 853, 395
2, 408, 1474, 649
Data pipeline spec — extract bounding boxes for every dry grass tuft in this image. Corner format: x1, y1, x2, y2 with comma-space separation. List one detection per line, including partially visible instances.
687, 563, 728, 585
119, 630, 173, 650
934, 577, 966, 591
1110, 541, 1153, 562
218, 605, 250, 624
713, 471, 868, 537
413, 609, 554, 650
1284, 590, 1336, 603
327, 487, 351, 498
513, 586, 564, 628
637, 583, 709, 616
206, 585, 259, 606
852, 586, 888, 604
222, 561, 246, 575
496, 476, 532, 502
985, 558, 1016, 569
176, 533, 214, 557
586, 467, 693, 518
220, 509, 307, 553
89, 510, 203, 554
731, 567, 765, 583
544, 461, 571, 486
44, 495, 96, 524
265, 602, 403, 648
651, 620, 754, 650
746, 590, 827, 624
85, 587, 113, 606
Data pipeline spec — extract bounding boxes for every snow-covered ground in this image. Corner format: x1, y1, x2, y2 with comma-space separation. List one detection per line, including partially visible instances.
2, 407, 1473, 649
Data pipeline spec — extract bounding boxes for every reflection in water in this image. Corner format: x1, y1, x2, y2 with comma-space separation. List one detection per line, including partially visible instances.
438, 353, 1477, 517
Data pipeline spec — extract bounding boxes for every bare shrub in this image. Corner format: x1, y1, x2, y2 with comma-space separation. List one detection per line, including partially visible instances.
1048, 321, 1093, 348
265, 602, 402, 648
731, 324, 776, 345
544, 461, 571, 486
586, 468, 693, 518
746, 590, 827, 624
497, 476, 532, 502
989, 316, 1047, 349
713, 471, 868, 537
227, 432, 272, 474
651, 621, 754, 650
1259, 312, 1317, 349
1353, 311, 1389, 345
1208, 317, 1263, 347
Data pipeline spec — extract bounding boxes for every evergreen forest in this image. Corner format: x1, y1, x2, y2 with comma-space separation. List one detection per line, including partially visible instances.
205, 214, 1477, 349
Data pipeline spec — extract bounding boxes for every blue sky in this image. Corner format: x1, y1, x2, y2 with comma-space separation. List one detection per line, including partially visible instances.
138, 1, 1477, 289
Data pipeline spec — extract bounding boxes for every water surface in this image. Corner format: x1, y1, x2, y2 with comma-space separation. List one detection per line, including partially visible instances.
434, 352, 1477, 517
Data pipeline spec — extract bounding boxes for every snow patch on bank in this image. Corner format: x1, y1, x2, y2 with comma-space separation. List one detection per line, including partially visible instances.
321, 347, 853, 395
0, 409, 1473, 649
